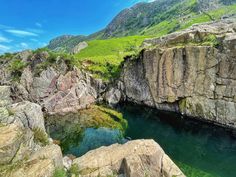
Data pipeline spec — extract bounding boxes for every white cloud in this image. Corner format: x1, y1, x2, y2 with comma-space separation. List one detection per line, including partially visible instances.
5, 29, 38, 37
131, 0, 155, 3
26, 28, 44, 34
0, 44, 10, 52
20, 42, 29, 48
0, 36, 11, 43
35, 22, 42, 28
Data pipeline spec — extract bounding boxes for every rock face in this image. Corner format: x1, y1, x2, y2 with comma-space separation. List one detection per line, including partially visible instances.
0, 124, 25, 165
0, 87, 63, 177
72, 41, 88, 54
72, 139, 185, 177
16, 66, 104, 115
116, 18, 236, 128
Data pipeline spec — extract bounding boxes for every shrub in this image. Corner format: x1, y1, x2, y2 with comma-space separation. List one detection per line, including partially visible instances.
8, 59, 27, 80
69, 164, 80, 177
53, 168, 67, 177
32, 127, 49, 146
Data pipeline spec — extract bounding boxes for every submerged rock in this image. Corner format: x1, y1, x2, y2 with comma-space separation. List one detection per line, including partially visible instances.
46, 105, 127, 156
72, 139, 185, 177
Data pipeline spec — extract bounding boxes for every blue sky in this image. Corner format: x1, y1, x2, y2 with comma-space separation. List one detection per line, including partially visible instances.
0, 0, 153, 54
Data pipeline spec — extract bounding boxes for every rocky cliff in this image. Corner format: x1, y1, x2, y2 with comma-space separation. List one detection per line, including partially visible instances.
113, 18, 236, 128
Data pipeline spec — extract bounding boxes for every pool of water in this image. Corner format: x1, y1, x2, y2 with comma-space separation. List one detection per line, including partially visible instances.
120, 104, 236, 177
47, 103, 236, 177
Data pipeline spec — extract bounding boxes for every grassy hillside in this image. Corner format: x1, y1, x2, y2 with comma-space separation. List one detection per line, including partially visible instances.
47, 0, 236, 52
142, 4, 236, 37
74, 36, 148, 81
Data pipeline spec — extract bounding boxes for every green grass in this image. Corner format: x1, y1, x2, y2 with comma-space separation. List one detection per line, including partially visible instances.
53, 168, 67, 177
142, 4, 236, 37
8, 58, 28, 80
74, 36, 148, 81
142, 19, 179, 37
32, 128, 49, 146
79, 105, 128, 133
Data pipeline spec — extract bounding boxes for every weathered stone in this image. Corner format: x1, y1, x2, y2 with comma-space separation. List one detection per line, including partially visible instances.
31, 67, 58, 100
9, 159, 55, 177
7, 101, 45, 131
41, 69, 98, 114
4, 144, 63, 177
20, 67, 33, 92
0, 86, 12, 107
29, 144, 63, 169
0, 124, 24, 165
105, 88, 122, 105
63, 156, 73, 170
72, 139, 185, 177
0, 107, 9, 120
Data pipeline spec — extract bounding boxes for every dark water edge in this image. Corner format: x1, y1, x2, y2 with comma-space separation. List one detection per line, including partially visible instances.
46, 103, 236, 177
118, 103, 236, 177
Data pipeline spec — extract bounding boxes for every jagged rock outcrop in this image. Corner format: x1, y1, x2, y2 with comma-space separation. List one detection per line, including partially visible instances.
114, 18, 236, 128
15, 65, 105, 115
0, 86, 63, 177
0, 49, 106, 115
72, 139, 185, 177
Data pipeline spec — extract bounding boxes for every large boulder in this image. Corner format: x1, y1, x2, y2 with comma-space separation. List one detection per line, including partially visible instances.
29, 144, 63, 169
2, 144, 63, 177
72, 139, 185, 177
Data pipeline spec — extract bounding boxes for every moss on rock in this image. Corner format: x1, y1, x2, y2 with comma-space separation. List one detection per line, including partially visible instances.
79, 105, 128, 133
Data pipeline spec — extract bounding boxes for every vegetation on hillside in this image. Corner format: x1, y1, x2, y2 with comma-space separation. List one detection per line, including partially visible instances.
74, 36, 147, 81
141, 3, 236, 37
47, 0, 236, 52
1, 1, 235, 82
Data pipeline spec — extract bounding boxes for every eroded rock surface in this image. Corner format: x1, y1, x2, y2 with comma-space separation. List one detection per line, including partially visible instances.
0, 88, 63, 177
115, 18, 236, 128
15, 66, 104, 114
72, 139, 185, 177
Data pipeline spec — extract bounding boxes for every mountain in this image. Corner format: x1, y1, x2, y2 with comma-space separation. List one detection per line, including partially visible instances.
47, 0, 236, 52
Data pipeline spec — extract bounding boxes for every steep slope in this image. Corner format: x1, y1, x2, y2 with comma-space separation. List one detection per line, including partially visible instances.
48, 35, 87, 52
104, 0, 236, 37
47, 0, 236, 52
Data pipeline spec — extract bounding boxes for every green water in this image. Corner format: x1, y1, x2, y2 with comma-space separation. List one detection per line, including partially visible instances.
47, 103, 236, 177
120, 104, 236, 177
